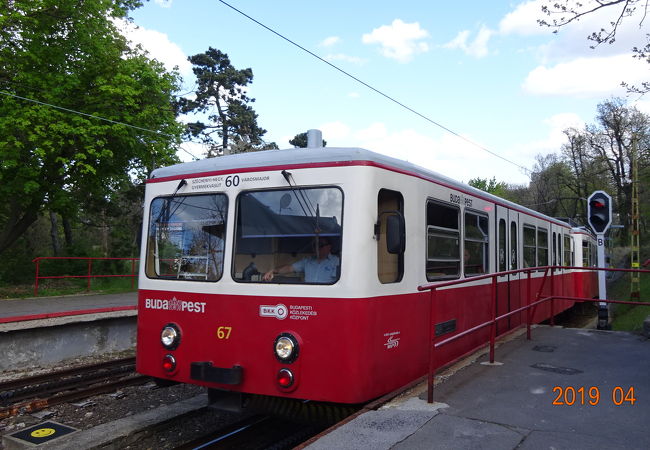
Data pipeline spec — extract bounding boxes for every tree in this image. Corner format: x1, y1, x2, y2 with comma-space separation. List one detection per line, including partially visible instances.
584, 98, 650, 227
289, 132, 327, 148
468, 177, 508, 197
527, 154, 577, 218
0, 0, 183, 256
539, 0, 650, 92
178, 48, 271, 156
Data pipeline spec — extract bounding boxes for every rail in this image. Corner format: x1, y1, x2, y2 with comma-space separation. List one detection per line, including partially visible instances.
418, 265, 650, 403
32, 256, 139, 296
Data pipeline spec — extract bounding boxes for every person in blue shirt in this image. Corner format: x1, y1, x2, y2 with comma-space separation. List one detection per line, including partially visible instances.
263, 236, 339, 284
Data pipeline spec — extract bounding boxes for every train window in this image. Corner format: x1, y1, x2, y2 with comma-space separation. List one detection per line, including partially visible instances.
537, 228, 549, 267
510, 222, 518, 269
233, 187, 343, 284
378, 189, 404, 283
523, 225, 536, 268
582, 241, 589, 267
146, 194, 228, 281
563, 234, 571, 266
464, 211, 488, 276
498, 219, 506, 272
426, 201, 460, 280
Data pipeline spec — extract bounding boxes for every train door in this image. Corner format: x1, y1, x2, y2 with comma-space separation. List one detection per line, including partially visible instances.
495, 206, 520, 333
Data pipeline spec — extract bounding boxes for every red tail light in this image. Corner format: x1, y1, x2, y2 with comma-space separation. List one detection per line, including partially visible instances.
277, 368, 294, 388
162, 354, 176, 373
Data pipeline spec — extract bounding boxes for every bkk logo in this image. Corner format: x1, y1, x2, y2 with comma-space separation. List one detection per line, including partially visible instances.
144, 297, 206, 313
259, 304, 288, 320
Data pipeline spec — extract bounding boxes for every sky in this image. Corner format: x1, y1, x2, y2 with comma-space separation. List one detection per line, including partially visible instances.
121, 0, 650, 185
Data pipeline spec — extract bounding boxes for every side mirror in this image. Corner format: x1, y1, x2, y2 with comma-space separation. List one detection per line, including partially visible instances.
386, 213, 406, 254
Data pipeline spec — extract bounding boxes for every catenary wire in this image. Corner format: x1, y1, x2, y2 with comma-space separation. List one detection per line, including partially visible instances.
0, 90, 176, 138
1, 90, 200, 160
216, 0, 531, 175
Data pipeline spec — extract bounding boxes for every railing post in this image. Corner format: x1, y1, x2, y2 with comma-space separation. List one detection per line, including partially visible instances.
428, 288, 437, 404
490, 275, 497, 363
34, 258, 41, 297
87, 259, 93, 292
526, 269, 532, 340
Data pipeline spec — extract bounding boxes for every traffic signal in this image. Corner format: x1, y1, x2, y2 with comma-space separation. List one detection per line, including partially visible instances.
587, 191, 612, 233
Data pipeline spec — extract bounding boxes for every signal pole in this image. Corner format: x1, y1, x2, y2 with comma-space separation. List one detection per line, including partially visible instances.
588, 191, 612, 330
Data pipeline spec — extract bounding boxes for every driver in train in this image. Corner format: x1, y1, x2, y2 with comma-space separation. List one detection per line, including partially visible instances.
263, 236, 339, 284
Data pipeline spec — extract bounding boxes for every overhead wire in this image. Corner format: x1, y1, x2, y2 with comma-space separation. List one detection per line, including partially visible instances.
216, 0, 531, 176
0, 90, 176, 138
1, 89, 201, 160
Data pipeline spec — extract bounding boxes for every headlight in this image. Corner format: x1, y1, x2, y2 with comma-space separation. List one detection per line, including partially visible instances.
161, 324, 181, 350
274, 333, 299, 363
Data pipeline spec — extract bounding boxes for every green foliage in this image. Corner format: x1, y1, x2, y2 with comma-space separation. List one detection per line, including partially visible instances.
177, 47, 272, 156
609, 271, 650, 332
0, 0, 183, 256
289, 132, 327, 148
468, 176, 507, 197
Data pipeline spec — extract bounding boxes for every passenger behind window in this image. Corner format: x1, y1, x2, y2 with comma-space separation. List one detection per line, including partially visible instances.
464, 247, 484, 275
263, 236, 339, 284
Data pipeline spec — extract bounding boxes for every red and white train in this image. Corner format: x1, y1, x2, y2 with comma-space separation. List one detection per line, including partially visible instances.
136, 136, 598, 407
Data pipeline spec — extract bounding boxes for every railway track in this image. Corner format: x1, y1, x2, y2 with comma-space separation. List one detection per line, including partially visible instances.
0, 356, 150, 419
175, 414, 325, 450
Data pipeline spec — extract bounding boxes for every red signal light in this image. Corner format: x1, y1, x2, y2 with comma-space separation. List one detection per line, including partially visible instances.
591, 200, 605, 208
162, 354, 176, 373
277, 368, 294, 388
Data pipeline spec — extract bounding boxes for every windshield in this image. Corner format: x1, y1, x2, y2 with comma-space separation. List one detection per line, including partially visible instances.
146, 194, 228, 281
233, 187, 343, 284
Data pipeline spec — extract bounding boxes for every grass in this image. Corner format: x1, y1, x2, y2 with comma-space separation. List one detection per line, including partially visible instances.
609, 271, 650, 332
0, 276, 137, 299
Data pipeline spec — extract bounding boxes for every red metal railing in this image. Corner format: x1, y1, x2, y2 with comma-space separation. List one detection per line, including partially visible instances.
418, 265, 650, 403
33, 257, 139, 296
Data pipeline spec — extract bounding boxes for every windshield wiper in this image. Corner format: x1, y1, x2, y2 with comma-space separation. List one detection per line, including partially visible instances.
281, 170, 320, 234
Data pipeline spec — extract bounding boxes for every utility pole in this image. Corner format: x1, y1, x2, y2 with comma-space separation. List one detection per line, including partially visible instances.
630, 137, 641, 300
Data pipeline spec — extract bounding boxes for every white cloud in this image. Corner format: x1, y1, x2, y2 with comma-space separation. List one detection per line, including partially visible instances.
499, 0, 549, 36
517, 113, 585, 157
326, 123, 531, 184
362, 19, 430, 63
502, 0, 650, 60
320, 36, 341, 47
116, 19, 192, 78
443, 25, 493, 58
632, 99, 650, 116
523, 54, 647, 97
319, 121, 352, 141
325, 53, 366, 65
154, 0, 173, 7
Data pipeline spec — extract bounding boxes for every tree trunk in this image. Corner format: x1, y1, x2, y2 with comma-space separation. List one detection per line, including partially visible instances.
50, 211, 61, 256
63, 216, 73, 249
0, 199, 40, 255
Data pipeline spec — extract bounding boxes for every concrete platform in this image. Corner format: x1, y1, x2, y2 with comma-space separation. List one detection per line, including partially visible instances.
307, 326, 650, 450
0, 293, 137, 371
0, 292, 137, 321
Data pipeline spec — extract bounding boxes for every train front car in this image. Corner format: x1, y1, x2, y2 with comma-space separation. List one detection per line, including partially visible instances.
135, 147, 420, 408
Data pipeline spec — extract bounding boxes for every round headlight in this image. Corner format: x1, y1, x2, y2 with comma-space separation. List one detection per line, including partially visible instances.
274, 334, 299, 363
161, 324, 180, 350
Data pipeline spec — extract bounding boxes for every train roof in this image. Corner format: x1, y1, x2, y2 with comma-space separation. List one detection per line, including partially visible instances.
149, 146, 572, 228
